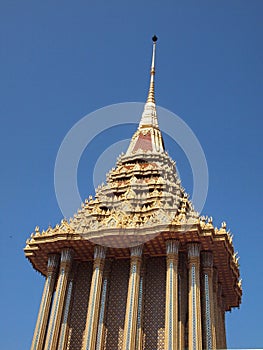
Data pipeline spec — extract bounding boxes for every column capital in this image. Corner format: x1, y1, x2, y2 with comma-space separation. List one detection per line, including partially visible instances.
213, 267, 218, 292
187, 242, 201, 259
94, 245, 107, 260
47, 254, 60, 275
201, 251, 213, 269
103, 259, 112, 279
61, 248, 74, 262
166, 239, 179, 254
130, 244, 143, 258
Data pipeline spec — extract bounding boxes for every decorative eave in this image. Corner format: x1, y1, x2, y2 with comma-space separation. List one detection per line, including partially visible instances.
24, 218, 241, 311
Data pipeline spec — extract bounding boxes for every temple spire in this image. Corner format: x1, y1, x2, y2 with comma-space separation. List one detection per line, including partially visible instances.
125, 35, 164, 155
138, 35, 159, 130
146, 35, 158, 104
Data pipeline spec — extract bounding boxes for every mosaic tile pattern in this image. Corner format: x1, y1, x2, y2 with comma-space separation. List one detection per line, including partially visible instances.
143, 257, 166, 350
104, 259, 129, 350
67, 262, 93, 350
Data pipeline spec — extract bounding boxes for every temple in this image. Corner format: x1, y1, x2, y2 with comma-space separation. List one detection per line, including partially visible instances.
25, 37, 241, 350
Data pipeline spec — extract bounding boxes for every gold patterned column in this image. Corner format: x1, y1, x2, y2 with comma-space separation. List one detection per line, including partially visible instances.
165, 240, 179, 350
212, 268, 219, 348
57, 266, 75, 350
30, 254, 59, 350
122, 245, 143, 350
82, 245, 106, 350
217, 286, 227, 350
95, 260, 112, 350
188, 243, 202, 350
135, 261, 145, 350
44, 248, 74, 350
178, 253, 187, 350
201, 252, 216, 350
221, 301, 227, 350
217, 284, 223, 349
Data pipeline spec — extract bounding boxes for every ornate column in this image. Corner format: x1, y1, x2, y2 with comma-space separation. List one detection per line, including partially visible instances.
57, 266, 75, 350
188, 243, 202, 350
30, 254, 59, 350
201, 252, 216, 350
217, 284, 223, 349
221, 302, 227, 350
122, 245, 143, 350
212, 268, 219, 348
44, 248, 74, 350
178, 253, 187, 350
165, 240, 179, 350
217, 286, 227, 350
95, 260, 112, 350
135, 261, 145, 350
82, 245, 106, 350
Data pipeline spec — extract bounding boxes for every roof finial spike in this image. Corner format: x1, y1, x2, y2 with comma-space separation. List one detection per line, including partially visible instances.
146, 35, 158, 104
124, 35, 165, 156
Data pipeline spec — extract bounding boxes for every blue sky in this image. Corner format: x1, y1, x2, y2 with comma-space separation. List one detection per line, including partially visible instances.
1, 1, 262, 348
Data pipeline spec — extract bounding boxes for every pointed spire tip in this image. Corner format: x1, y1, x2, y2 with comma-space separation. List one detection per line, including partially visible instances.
146, 35, 157, 104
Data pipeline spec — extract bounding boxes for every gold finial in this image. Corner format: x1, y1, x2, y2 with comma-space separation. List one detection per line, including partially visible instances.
146, 35, 158, 104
